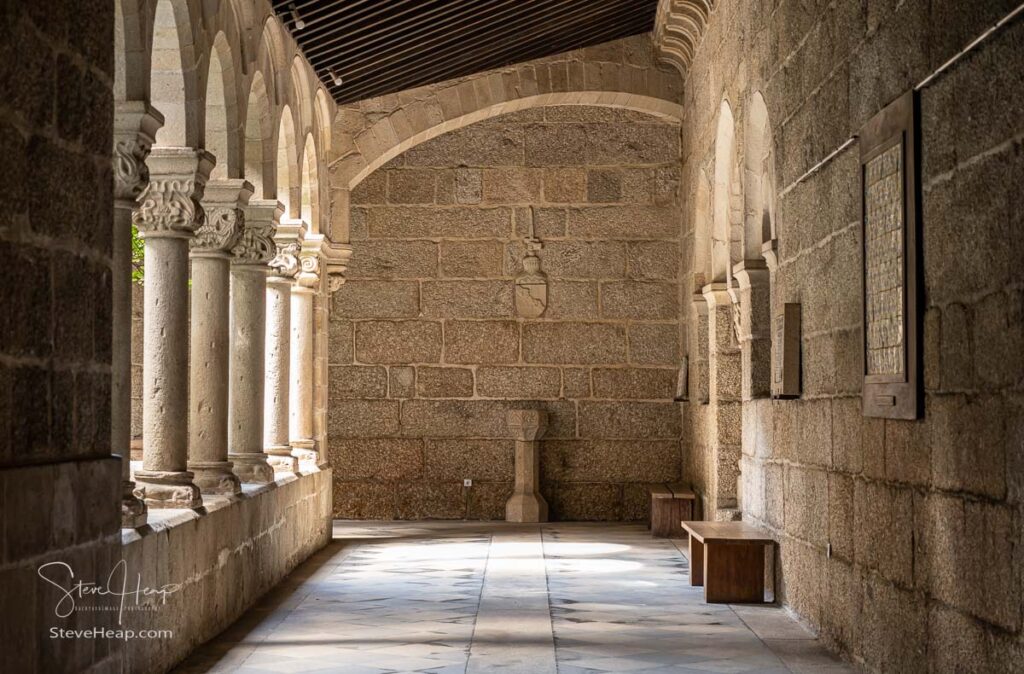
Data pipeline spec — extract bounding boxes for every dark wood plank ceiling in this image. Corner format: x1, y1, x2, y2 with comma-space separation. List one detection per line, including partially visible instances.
272, 0, 659, 105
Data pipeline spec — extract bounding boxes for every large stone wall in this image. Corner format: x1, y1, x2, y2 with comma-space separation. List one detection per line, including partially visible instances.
0, 0, 125, 671
674, 1, 1024, 671
329, 107, 684, 521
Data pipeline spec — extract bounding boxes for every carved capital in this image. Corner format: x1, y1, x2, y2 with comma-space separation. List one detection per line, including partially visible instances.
231, 219, 277, 265
269, 242, 301, 278
191, 206, 242, 253
113, 138, 151, 202
132, 178, 204, 237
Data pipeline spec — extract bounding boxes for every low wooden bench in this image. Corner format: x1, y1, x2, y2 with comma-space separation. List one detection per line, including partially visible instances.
681, 521, 775, 604
649, 483, 696, 538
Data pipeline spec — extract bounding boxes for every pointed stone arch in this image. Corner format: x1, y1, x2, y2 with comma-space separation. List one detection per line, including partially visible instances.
244, 71, 274, 198
711, 99, 737, 284
276, 104, 298, 216
300, 134, 320, 233
205, 31, 242, 178
149, 0, 200, 147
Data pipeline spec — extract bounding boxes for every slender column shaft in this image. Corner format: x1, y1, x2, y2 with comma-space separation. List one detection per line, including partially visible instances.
265, 270, 296, 471
112, 103, 162, 526
289, 284, 316, 456
505, 409, 548, 523
229, 200, 281, 484
188, 180, 250, 494
132, 147, 213, 508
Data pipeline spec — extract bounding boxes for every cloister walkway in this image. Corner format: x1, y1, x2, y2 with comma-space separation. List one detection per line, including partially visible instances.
175, 523, 855, 673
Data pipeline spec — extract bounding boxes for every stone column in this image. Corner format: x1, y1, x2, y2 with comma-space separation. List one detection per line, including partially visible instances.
289, 236, 320, 464
228, 199, 281, 484
112, 102, 162, 525
131, 147, 214, 509
732, 260, 772, 400
264, 226, 301, 473
187, 180, 251, 494
505, 409, 549, 523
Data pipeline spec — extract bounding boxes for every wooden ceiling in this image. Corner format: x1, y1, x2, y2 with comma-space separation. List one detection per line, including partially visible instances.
272, 0, 659, 105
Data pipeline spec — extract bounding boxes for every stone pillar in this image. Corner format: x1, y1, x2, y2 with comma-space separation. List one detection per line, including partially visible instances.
264, 223, 301, 473
112, 102, 162, 525
131, 147, 214, 509
289, 235, 320, 464
228, 199, 280, 484
505, 409, 549, 523
703, 282, 743, 518
187, 180, 251, 494
733, 260, 772, 400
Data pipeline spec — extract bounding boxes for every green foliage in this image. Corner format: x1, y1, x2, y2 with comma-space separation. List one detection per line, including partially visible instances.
131, 224, 145, 284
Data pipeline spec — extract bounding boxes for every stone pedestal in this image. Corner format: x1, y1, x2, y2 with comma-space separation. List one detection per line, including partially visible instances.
228, 199, 281, 484
264, 227, 301, 473
131, 147, 213, 509
112, 102, 162, 526
187, 180, 251, 495
505, 409, 549, 523
289, 237, 320, 464
732, 260, 771, 401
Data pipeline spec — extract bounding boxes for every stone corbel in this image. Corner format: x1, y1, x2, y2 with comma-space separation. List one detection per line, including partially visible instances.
193, 180, 253, 257
761, 239, 779, 272
113, 102, 163, 207
322, 241, 354, 293
731, 258, 770, 293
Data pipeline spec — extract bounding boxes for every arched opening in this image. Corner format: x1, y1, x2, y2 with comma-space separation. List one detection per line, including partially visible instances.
245, 72, 273, 198
711, 100, 736, 284
150, 0, 194, 147
744, 93, 774, 258
205, 32, 240, 179
300, 135, 319, 231
276, 105, 297, 216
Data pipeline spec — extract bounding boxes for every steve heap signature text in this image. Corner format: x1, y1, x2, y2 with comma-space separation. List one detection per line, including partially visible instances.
37, 560, 181, 624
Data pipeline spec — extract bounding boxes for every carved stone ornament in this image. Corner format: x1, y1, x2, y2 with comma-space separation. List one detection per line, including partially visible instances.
231, 221, 277, 264
328, 274, 346, 293
132, 179, 203, 236
515, 252, 548, 318
191, 206, 242, 253
113, 138, 151, 202
296, 251, 322, 287
269, 242, 301, 277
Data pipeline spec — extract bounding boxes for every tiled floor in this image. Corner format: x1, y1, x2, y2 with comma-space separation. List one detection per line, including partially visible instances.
175, 522, 857, 673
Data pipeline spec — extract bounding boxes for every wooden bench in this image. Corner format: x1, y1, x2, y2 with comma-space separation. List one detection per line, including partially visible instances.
649, 483, 696, 538
680, 521, 775, 604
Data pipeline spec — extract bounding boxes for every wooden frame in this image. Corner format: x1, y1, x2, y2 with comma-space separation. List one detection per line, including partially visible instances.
859, 90, 922, 420
772, 303, 801, 399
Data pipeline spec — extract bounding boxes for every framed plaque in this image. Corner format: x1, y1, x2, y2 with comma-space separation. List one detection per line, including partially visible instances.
772, 303, 801, 399
859, 91, 921, 419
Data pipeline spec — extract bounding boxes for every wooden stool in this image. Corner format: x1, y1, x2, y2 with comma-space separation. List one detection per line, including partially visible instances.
649, 483, 695, 537
681, 521, 774, 603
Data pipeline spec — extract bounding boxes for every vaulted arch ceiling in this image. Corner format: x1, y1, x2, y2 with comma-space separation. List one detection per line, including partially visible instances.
273, 0, 660, 104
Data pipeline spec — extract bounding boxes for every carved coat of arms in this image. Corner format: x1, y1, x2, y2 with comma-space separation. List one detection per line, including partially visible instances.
514, 252, 548, 318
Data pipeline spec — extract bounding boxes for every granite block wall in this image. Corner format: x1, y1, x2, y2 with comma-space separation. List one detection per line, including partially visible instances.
676, 1, 1024, 670
329, 107, 685, 521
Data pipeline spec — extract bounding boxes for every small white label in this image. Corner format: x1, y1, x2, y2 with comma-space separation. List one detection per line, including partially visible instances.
463, 479, 473, 488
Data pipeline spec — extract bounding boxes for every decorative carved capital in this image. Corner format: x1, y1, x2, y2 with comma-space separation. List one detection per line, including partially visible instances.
132, 178, 204, 237
328, 274, 346, 293
269, 242, 301, 278
113, 138, 151, 202
191, 206, 242, 253
231, 220, 277, 265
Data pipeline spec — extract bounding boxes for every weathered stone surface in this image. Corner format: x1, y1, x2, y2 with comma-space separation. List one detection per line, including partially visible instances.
440, 240, 503, 278
328, 438, 423, 480
567, 206, 678, 239
476, 366, 561, 399
367, 206, 512, 238
601, 281, 678, 320
853, 480, 914, 587
543, 483, 623, 521
562, 367, 591, 398
587, 168, 622, 202
543, 167, 586, 202
416, 366, 474, 398
424, 439, 515, 481
591, 368, 676, 399
327, 399, 400, 437
524, 123, 590, 166
784, 466, 828, 545
627, 241, 678, 280
455, 168, 482, 204
404, 124, 524, 166
587, 124, 679, 164
421, 280, 513, 318
401, 400, 576, 439
541, 440, 679, 482
522, 322, 626, 364
332, 280, 419, 318
627, 323, 679, 365
387, 168, 437, 203
444, 320, 519, 364
328, 319, 354, 364
389, 366, 415, 398
481, 167, 542, 202
929, 394, 1006, 499
395, 482, 466, 519
328, 365, 388, 399
542, 281, 600, 319
505, 240, 626, 278
345, 240, 438, 279
578, 401, 680, 438
355, 321, 442, 363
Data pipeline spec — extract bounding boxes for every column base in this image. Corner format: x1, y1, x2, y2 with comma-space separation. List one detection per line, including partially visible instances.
231, 453, 275, 484
290, 439, 317, 466
266, 445, 299, 473
134, 470, 203, 509
189, 461, 243, 496
505, 491, 548, 523
121, 480, 148, 528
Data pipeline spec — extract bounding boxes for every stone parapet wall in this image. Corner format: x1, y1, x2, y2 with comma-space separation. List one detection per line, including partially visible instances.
121, 469, 332, 674
329, 106, 685, 521
674, 1, 1024, 671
